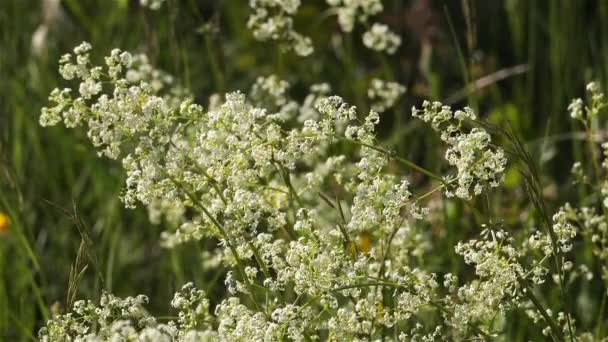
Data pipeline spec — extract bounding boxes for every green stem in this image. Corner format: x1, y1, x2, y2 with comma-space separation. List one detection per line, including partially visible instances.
191, 161, 273, 278
247, 241, 271, 279
595, 282, 607, 338
337, 138, 445, 184
518, 277, 565, 342
168, 176, 264, 313
204, 32, 225, 92
583, 120, 601, 181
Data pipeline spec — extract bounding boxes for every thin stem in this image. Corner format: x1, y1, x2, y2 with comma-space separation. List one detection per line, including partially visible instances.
167, 176, 264, 313
583, 120, 601, 181
190, 160, 272, 279
247, 241, 272, 279
278, 164, 304, 207
595, 280, 608, 338
521, 254, 551, 280
498, 125, 574, 340
203, 31, 225, 92
318, 191, 355, 257
518, 276, 565, 342
337, 138, 445, 183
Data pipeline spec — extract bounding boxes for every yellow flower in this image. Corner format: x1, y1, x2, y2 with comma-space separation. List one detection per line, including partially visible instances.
357, 231, 372, 254
0, 212, 9, 234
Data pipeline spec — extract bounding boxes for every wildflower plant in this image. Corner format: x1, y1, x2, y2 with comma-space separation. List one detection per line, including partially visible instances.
35, 3, 608, 341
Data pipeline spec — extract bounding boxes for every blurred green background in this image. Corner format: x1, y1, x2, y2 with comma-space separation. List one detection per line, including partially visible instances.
2, 0, 608, 340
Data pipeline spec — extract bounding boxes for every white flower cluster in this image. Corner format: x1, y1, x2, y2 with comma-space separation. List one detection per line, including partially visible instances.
247, 0, 400, 55
527, 209, 577, 265
325, 0, 401, 54
40, 42, 179, 159
362, 23, 402, 54
568, 98, 584, 120
452, 229, 525, 338
297, 82, 331, 122
39, 284, 214, 341
412, 100, 507, 199
249, 74, 299, 118
248, 0, 313, 56
326, 0, 383, 32
568, 81, 607, 121
140, 0, 165, 10
367, 78, 406, 112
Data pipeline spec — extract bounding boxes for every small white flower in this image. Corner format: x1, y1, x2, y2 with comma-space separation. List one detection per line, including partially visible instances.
362, 23, 401, 54
140, 0, 165, 10
568, 98, 584, 120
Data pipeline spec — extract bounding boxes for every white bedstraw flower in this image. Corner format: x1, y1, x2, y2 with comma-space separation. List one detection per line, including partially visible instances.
248, 0, 313, 56
362, 23, 401, 54
327, 0, 383, 32
412, 101, 507, 199
568, 98, 583, 120
140, 0, 165, 10
569, 81, 606, 120
79, 78, 102, 99
552, 209, 577, 253
368, 78, 406, 112
250, 74, 291, 109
